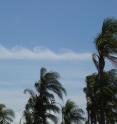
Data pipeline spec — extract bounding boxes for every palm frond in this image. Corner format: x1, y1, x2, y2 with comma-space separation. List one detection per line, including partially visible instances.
95, 18, 117, 55
0, 104, 15, 123
0, 104, 6, 109
24, 89, 36, 98
45, 104, 60, 113
44, 72, 60, 80
92, 53, 99, 70
107, 55, 117, 67
46, 113, 58, 124
40, 67, 47, 79
102, 18, 117, 33
42, 91, 55, 100
63, 99, 84, 124
47, 85, 64, 99
47, 80, 67, 95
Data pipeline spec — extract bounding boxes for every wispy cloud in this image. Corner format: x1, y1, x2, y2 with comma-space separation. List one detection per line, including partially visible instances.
0, 45, 91, 61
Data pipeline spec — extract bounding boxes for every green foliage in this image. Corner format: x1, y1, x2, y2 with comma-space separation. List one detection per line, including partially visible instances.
95, 18, 117, 54
24, 67, 66, 124
91, 17, 117, 124
84, 70, 117, 124
0, 104, 15, 124
62, 99, 84, 124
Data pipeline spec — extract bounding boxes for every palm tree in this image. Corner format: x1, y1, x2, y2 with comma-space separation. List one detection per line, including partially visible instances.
84, 74, 97, 124
0, 104, 15, 124
92, 18, 117, 124
62, 99, 84, 124
24, 67, 66, 124
23, 101, 34, 124
93, 18, 117, 78
84, 70, 117, 124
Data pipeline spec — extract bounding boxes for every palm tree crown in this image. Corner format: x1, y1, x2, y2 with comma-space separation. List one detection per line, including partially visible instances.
24, 67, 66, 124
62, 99, 84, 124
0, 104, 15, 124
93, 18, 117, 69
95, 18, 117, 55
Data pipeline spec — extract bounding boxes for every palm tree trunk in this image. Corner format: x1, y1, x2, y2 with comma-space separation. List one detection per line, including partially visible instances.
94, 114, 97, 124
42, 115, 46, 124
87, 108, 90, 124
90, 111, 94, 124
98, 54, 105, 124
98, 54, 105, 81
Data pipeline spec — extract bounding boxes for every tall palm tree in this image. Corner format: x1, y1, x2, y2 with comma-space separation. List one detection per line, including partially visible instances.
62, 99, 84, 124
93, 18, 117, 80
93, 18, 117, 79
84, 70, 117, 124
92, 18, 117, 124
0, 104, 15, 124
83, 74, 96, 124
23, 101, 34, 124
24, 67, 66, 124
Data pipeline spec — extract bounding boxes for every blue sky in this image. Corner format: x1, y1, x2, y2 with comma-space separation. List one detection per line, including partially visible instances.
0, 0, 117, 51
0, 0, 117, 123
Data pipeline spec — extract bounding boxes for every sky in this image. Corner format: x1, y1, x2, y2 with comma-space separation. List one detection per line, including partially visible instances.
0, 0, 117, 124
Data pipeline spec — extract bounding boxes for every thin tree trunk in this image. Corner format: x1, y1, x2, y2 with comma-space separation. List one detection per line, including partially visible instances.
42, 115, 46, 124
98, 54, 105, 124
87, 108, 90, 124
90, 111, 94, 124
94, 113, 97, 124
98, 54, 105, 81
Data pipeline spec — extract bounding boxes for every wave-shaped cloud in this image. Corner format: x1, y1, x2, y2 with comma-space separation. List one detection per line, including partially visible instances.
0, 45, 91, 61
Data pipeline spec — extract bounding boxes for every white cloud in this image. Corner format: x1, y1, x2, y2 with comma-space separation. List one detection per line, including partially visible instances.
0, 45, 91, 61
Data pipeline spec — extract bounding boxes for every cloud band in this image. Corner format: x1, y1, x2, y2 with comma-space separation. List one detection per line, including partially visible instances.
0, 45, 91, 61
